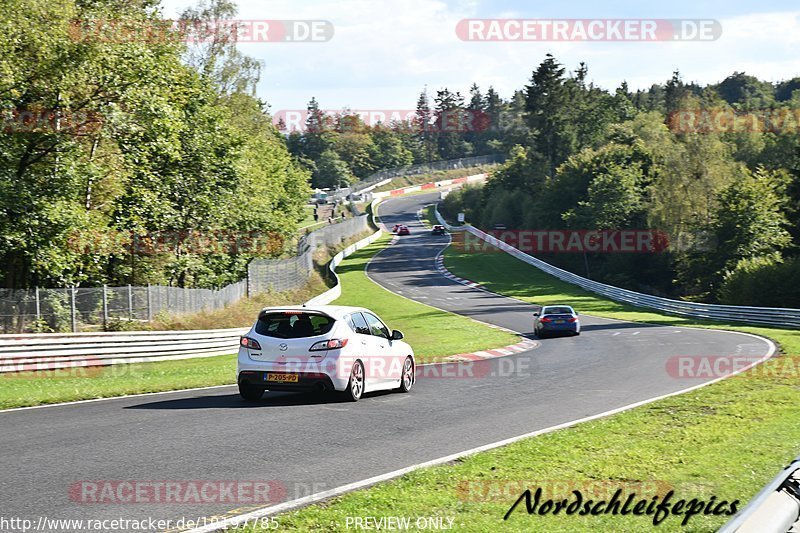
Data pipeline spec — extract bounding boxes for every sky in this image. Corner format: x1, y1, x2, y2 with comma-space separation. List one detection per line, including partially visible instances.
159, 0, 800, 113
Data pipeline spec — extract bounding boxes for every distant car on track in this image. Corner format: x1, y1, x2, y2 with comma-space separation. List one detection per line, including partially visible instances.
534, 305, 580, 338
392, 224, 403, 233
431, 225, 447, 235
396, 225, 410, 235
237, 306, 415, 402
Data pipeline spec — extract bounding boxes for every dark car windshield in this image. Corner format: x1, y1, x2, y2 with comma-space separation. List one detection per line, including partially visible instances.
543, 307, 573, 315
255, 312, 335, 338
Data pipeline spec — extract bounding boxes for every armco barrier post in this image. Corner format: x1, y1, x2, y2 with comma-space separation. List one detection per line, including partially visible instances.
70, 286, 77, 333
127, 284, 133, 320
34, 286, 40, 323
102, 284, 108, 329
147, 284, 152, 322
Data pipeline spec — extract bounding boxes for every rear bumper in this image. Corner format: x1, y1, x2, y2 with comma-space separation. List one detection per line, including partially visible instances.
238, 371, 337, 392
538, 322, 579, 333
237, 351, 350, 391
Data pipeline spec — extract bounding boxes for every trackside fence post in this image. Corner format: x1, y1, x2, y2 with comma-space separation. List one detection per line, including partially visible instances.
147, 284, 152, 322
102, 284, 108, 329
70, 286, 77, 333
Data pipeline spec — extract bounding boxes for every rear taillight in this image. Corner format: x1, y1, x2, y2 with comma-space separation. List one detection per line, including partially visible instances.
309, 338, 349, 351
240, 337, 261, 350
539, 317, 552, 323
568, 317, 578, 323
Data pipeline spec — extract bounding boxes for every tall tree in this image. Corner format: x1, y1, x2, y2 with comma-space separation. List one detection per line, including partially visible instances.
415, 88, 436, 163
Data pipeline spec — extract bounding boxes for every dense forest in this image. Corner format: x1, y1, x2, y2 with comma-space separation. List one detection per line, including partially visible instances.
284, 87, 506, 189
4, 0, 799, 307
0, 0, 310, 290
439, 55, 800, 306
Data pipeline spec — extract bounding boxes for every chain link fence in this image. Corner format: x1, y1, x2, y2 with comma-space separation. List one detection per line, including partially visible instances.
247, 214, 370, 295
0, 214, 371, 333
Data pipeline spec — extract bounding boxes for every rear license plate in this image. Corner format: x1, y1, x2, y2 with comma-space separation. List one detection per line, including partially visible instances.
555, 320, 565, 324
266, 373, 299, 383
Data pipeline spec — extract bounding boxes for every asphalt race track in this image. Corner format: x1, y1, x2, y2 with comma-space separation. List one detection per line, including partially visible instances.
0, 192, 772, 532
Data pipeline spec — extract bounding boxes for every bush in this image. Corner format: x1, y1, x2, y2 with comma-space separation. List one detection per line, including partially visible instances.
718, 255, 800, 307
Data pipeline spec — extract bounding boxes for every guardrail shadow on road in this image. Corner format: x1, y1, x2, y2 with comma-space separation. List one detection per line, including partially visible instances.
125, 391, 356, 410
579, 322, 668, 332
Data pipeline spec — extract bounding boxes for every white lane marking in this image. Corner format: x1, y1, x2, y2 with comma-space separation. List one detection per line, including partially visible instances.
612, 332, 620, 336
632, 331, 640, 335
185, 334, 777, 533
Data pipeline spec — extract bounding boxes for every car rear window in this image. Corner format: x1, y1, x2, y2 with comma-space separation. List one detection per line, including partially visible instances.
544, 307, 573, 315
255, 312, 335, 338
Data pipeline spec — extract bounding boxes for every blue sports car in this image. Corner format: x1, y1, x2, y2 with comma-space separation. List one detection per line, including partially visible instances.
534, 305, 580, 338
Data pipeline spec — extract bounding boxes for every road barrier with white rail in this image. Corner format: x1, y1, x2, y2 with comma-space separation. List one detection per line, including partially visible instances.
0, 328, 248, 372
719, 456, 800, 533
434, 207, 800, 329
372, 173, 487, 199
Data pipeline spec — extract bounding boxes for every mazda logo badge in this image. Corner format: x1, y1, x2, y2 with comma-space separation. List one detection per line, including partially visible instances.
279, 343, 288, 351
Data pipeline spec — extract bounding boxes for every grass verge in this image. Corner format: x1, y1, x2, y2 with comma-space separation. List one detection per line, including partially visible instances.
330, 234, 518, 361
238, 236, 800, 532
0, 355, 236, 410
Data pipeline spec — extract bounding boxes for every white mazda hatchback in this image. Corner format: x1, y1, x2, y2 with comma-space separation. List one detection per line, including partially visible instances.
237, 305, 416, 402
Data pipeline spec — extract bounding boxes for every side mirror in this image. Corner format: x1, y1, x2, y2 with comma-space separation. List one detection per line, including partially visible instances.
391, 330, 404, 340
533, 313, 539, 317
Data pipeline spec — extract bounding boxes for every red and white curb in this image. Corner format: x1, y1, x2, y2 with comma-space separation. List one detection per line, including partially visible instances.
442, 338, 538, 362
435, 254, 482, 288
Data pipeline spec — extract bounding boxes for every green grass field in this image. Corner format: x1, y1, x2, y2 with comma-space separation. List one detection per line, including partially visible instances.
331, 235, 518, 360
0, 355, 236, 410
239, 232, 800, 533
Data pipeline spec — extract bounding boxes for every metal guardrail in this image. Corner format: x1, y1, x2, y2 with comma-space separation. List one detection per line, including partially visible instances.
434, 207, 800, 329
351, 154, 504, 193
305, 198, 384, 306
0, 328, 247, 373
719, 456, 800, 533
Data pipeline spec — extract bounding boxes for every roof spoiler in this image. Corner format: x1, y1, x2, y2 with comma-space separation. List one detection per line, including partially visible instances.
257, 308, 336, 321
